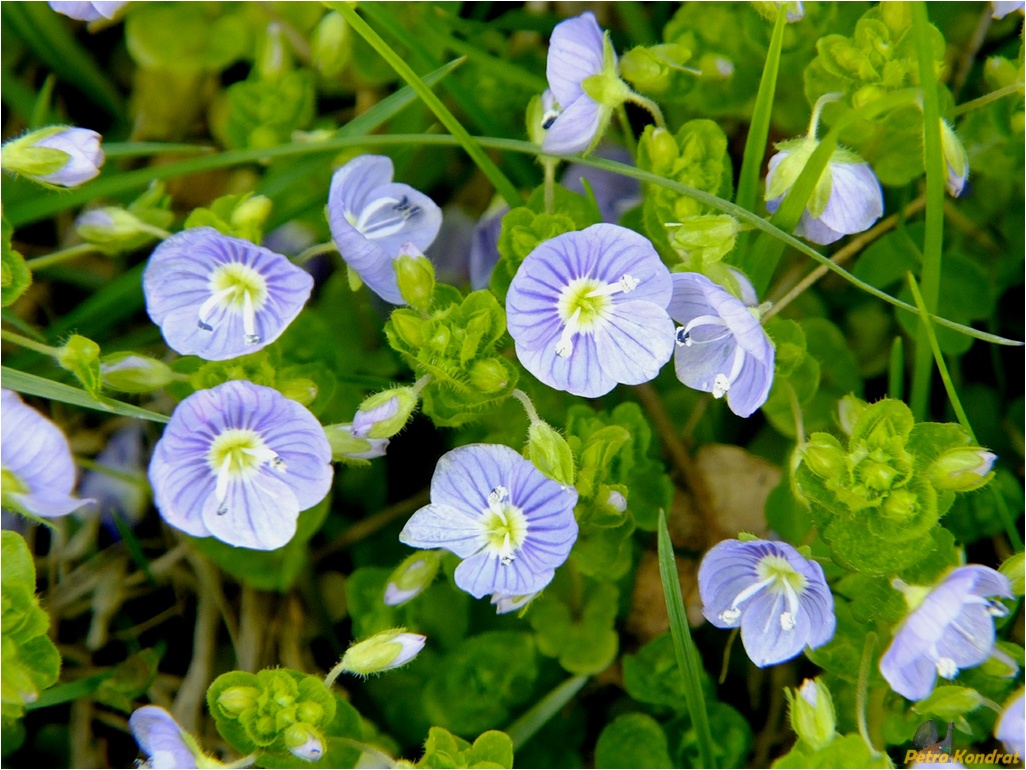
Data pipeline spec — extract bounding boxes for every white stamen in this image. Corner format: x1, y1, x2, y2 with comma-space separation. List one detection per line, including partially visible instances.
197, 287, 234, 331
987, 600, 1009, 617
712, 374, 730, 398
780, 611, 796, 631
719, 608, 741, 624
215, 454, 232, 505
271, 456, 287, 472
354, 195, 421, 239
242, 290, 260, 344
488, 486, 509, 505
936, 657, 958, 679
585, 273, 640, 298
555, 307, 582, 358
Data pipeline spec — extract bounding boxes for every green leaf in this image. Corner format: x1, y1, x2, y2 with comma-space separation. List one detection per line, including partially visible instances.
529, 581, 619, 675
914, 686, 983, 721
594, 713, 673, 769
623, 633, 707, 715
1, 215, 31, 307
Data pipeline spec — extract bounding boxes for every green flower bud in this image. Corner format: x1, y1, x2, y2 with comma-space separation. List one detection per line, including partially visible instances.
640, 126, 679, 171
312, 12, 350, 78
388, 310, 426, 348
76, 207, 159, 254
384, 550, 443, 606
999, 552, 1024, 596
787, 678, 836, 750
278, 377, 318, 406
837, 394, 866, 436
322, 423, 386, 463
395, 249, 435, 313
620, 46, 663, 94
881, 487, 918, 521
526, 421, 575, 486
928, 448, 996, 492
57, 334, 102, 395
859, 459, 902, 492
257, 22, 290, 81
339, 628, 426, 676
1, 126, 103, 188
296, 700, 325, 725
670, 214, 739, 266
801, 434, 847, 479
217, 685, 260, 716
938, 119, 968, 198
100, 352, 175, 393
230, 194, 272, 235
468, 358, 510, 395
284, 723, 325, 763
354, 387, 419, 440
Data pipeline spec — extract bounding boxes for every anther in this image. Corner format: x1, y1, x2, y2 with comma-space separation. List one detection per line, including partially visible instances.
719, 608, 741, 624
712, 373, 730, 399
488, 486, 509, 505
936, 657, 958, 679
780, 611, 796, 631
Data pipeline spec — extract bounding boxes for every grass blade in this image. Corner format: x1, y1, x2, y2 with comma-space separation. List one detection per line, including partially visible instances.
1, 366, 170, 423
331, 3, 522, 208
505, 675, 588, 750
657, 510, 715, 768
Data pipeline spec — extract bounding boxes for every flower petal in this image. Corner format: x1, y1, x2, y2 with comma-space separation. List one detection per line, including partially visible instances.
739, 589, 810, 667
201, 471, 300, 551
546, 12, 605, 107
129, 706, 198, 770
542, 96, 604, 156
399, 503, 487, 559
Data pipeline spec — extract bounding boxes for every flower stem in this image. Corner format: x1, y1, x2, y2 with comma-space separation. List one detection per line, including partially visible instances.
25, 243, 97, 270
542, 159, 557, 215
626, 92, 666, 129
411, 374, 433, 395
807, 92, 843, 140
615, 104, 638, 159
511, 388, 541, 425
293, 241, 339, 265
953, 81, 1024, 117
0, 328, 60, 357
856, 631, 881, 757
323, 658, 348, 689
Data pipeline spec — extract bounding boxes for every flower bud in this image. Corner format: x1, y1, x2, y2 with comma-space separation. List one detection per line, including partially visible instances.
217, 685, 260, 716
526, 421, 575, 486
57, 334, 102, 394
620, 46, 664, 93
837, 394, 866, 436
340, 628, 426, 676
296, 700, 325, 726
312, 11, 350, 78
353, 388, 418, 440
928, 448, 996, 492
257, 22, 290, 81
76, 207, 159, 254
999, 552, 1024, 596
752, 1, 805, 22
605, 488, 627, 513
100, 352, 175, 393
323, 423, 389, 462
1, 126, 104, 188
230, 194, 273, 236
801, 435, 847, 479
384, 550, 443, 606
639, 126, 678, 172
787, 678, 836, 750
388, 310, 427, 348
277, 377, 318, 406
468, 358, 510, 395
395, 245, 435, 313
284, 723, 325, 762
670, 214, 739, 266
938, 119, 968, 198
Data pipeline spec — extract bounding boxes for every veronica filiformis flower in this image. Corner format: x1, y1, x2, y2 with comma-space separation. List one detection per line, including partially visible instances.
939, 119, 968, 198
143, 227, 313, 361
541, 12, 625, 156
506, 224, 674, 398
668, 271, 775, 418
399, 444, 578, 600
129, 706, 203, 769
698, 539, 836, 667
1, 126, 104, 188
48, 1, 125, 21
880, 565, 1013, 701
1, 390, 93, 519
148, 381, 332, 551
996, 690, 1025, 758
327, 154, 442, 305
764, 97, 883, 245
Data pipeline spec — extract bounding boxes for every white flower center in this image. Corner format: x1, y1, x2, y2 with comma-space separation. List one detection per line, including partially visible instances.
554, 274, 638, 358
936, 657, 958, 679
480, 485, 527, 565
347, 194, 421, 240
198, 262, 269, 345
207, 428, 286, 514
717, 553, 808, 632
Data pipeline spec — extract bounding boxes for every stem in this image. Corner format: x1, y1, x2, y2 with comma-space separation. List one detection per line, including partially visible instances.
24, 243, 96, 270
856, 631, 881, 757
323, 658, 348, 689
615, 103, 638, 159
887, 337, 904, 400
411, 374, 433, 395
953, 81, 1024, 117
626, 92, 666, 129
293, 241, 338, 265
807, 93, 844, 140
787, 381, 805, 443
0, 328, 60, 356
138, 223, 172, 240
511, 388, 541, 425
542, 158, 557, 215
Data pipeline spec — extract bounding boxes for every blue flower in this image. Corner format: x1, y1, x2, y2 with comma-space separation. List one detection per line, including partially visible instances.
765, 141, 883, 245
129, 706, 199, 769
667, 271, 775, 418
327, 154, 442, 305
1, 390, 93, 519
996, 690, 1025, 758
399, 444, 578, 599
148, 380, 333, 551
506, 223, 674, 398
698, 539, 836, 668
79, 424, 148, 529
542, 12, 617, 155
880, 565, 1013, 701
144, 227, 313, 362
48, 1, 125, 21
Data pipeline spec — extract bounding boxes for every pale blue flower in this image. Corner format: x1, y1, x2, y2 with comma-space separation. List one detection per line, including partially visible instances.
327, 155, 442, 305
400, 444, 578, 599
668, 271, 774, 418
996, 690, 1025, 758
79, 424, 147, 529
698, 539, 836, 667
992, 1, 1025, 19
33, 127, 103, 187
1, 389, 93, 519
506, 223, 674, 398
765, 145, 883, 245
148, 380, 332, 551
49, 1, 125, 20
128, 706, 198, 769
880, 566, 1013, 701
144, 227, 313, 362
542, 12, 610, 155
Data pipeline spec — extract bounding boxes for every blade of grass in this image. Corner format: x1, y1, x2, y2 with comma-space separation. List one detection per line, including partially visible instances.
505, 675, 589, 750
906, 273, 1023, 551
657, 510, 715, 768
0, 2, 124, 119
1, 366, 170, 423
103, 142, 216, 159
24, 671, 115, 712
909, 2, 946, 422
330, 3, 522, 208
888, 336, 904, 400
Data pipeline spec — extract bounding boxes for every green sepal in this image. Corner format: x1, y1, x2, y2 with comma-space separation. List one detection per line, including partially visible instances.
525, 421, 575, 486
914, 686, 983, 722
56, 334, 103, 398
2, 214, 31, 307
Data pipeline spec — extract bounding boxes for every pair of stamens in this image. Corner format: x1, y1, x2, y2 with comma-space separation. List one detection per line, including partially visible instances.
554, 274, 639, 358
197, 287, 262, 344
352, 195, 422, 240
